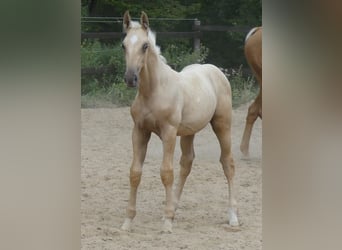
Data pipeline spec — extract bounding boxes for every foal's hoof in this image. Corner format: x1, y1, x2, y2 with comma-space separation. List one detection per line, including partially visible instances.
162, 219, 173, 233
228, 208, 239, 226
121, 218, 132, 232
228, 218, 240, 227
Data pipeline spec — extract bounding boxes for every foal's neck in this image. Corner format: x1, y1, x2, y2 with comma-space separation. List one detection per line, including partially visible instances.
138, 51, 172, 98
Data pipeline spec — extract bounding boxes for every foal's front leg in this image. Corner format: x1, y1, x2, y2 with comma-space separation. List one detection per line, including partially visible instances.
160, 126, 177, 233
121, 125, 151, 231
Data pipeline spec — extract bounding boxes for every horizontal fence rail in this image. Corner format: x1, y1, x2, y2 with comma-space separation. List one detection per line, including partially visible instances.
81, 31, 201, 40
81, 17, 251, 42
197, 25, 251, 33
81, 27, 250, 40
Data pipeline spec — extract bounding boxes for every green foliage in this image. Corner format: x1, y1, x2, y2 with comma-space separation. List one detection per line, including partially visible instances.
81, 5, 88, 17
222, 65, 259, 107
81, 80, 137, 108
81, 0, 261, 69
81, 41, 210, 106
81, 39, 124, 70
81, 40, 125, 95
108, 82, 137, 107
85, 0, 201, 19
81, 87, 113, 108
81, 0, 261, 107
196, 0, 261, 25
163, 44, 209, 71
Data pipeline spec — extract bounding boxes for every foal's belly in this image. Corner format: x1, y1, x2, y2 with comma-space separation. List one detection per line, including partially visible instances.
177, 121, 209, 136
177, 85, 217, 136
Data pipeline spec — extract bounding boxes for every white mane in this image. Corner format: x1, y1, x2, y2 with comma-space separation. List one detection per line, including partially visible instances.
128, 21, 167, 63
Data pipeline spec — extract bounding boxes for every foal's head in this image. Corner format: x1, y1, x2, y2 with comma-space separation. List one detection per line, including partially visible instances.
122, 11, 155, 87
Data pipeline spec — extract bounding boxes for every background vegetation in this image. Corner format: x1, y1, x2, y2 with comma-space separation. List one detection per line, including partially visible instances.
81, 0, 261, 107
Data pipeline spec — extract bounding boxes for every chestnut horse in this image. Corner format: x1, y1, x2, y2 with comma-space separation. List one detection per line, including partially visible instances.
120, 11, 239, 233
240, 27, 262, 156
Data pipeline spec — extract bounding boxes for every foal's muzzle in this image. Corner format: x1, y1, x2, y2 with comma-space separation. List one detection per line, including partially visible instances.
124, 70, 138, 88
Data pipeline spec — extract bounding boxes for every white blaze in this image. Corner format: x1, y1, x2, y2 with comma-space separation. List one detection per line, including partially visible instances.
130, 35, 138, 45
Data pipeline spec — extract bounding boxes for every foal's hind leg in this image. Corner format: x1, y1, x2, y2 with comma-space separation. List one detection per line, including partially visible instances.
240, 92, 262, 156
174, 135, 195, 210
211, 117, 239, 226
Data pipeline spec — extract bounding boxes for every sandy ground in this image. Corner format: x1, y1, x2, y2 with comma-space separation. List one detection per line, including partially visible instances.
81, 103, 262, 250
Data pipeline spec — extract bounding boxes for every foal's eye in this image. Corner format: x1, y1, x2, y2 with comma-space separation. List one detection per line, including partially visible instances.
121, 43, 125, 50
142, 43, 149, 52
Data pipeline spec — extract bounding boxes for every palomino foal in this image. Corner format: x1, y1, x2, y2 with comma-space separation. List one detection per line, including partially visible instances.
120, 11, 239, 233
240, 27, 262, 156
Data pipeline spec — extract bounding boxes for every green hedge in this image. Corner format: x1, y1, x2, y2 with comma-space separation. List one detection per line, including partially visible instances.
81, 40, 257, 108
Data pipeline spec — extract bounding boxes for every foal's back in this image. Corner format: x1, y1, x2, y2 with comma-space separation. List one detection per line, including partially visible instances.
180, 64, 231, 97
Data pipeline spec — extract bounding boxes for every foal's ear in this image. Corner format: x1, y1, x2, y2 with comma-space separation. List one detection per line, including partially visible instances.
140, 11, 149, 30
123, 10, 131, 32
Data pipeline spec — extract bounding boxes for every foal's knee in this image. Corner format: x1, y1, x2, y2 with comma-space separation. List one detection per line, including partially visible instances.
160, 165, 174, 186
130, 167, 142, 187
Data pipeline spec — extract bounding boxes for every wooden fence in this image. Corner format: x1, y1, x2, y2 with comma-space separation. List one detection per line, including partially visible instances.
81, 18, 252, 76
81, 18, 251, 50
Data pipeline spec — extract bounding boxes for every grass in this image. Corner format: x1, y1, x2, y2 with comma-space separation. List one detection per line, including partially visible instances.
81, 82, 137, 108
81, 88, 114, 108
223, 66, 259, 108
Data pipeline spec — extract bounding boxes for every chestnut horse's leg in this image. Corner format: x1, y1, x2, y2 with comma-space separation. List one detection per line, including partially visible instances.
240, 91, 262, 156
121, 125, 151, 231
211, 116, 239, 226
160, 125, 177, 233
173, 134, 195, 210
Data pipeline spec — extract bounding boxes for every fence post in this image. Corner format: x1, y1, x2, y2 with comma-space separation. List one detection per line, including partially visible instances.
193, 19, 201, 51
